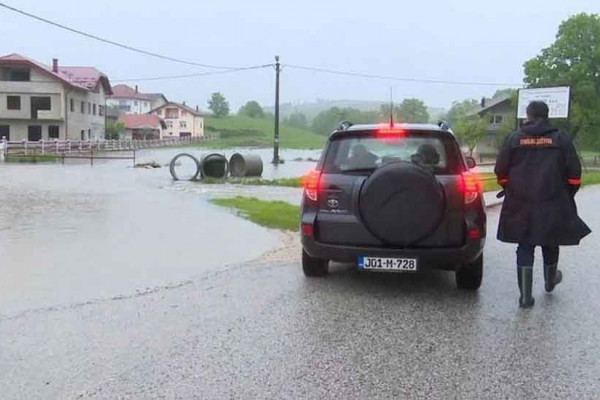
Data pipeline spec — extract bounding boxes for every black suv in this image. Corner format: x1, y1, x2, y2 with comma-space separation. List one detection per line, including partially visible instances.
300, 122, 486, 290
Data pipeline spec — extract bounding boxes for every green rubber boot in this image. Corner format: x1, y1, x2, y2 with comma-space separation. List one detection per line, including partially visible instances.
517, 266, 535, 308
544, 263, 563, 293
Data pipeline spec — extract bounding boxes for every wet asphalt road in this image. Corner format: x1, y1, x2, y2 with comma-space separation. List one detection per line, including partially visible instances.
1, 187, 599, 399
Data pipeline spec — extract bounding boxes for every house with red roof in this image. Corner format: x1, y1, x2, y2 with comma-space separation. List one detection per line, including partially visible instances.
150, 102, 204, 139
117, 114, 166, 140
107, 84, 168, 115
0, 53, 113, 141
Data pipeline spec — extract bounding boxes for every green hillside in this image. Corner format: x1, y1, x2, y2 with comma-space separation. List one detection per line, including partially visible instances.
200, 115, 325, 149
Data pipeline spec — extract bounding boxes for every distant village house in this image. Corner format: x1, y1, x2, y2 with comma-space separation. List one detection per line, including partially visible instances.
473, 95, 515, 153
117, 114, 166, 140
150, 102, 204, 139
0, 53, 112, 141
106, 84, 167, 115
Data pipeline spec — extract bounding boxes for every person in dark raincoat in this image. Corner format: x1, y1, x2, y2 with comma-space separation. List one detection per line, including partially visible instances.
495, 101, 591, 308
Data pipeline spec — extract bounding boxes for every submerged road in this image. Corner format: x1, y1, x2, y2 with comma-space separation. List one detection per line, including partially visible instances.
1, 186, 599, 399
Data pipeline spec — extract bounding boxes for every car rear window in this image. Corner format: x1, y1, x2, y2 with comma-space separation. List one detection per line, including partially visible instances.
322, 131, 463, 175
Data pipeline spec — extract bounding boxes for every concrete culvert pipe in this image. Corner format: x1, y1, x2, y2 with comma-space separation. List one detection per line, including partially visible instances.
229, 153, 263, 177
201, 153, 229, 179
169, 153, 202, 181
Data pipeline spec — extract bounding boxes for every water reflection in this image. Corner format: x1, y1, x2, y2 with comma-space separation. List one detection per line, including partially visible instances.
0, 148, 312, 316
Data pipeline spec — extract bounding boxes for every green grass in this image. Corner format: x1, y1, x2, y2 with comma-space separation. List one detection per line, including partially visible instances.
5, 154, 62, 163
193, 115, 325, 149
211, 197, 299, 231
204, 177, 303, 187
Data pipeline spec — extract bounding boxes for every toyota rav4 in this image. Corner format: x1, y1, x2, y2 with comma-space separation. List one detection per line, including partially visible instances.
300, 122, 486, 290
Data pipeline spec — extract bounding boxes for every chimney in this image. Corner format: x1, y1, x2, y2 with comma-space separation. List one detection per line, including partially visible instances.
183, 101, 186, 106
52, 58, 58, 73
480, 97, 486, 108
135, 85, 138, 93
196, 105, 199, 112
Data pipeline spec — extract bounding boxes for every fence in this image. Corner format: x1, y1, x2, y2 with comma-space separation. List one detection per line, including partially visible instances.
0, 136, 205, 159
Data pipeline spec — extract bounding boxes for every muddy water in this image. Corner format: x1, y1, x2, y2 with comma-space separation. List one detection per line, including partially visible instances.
0, 147, 318, 317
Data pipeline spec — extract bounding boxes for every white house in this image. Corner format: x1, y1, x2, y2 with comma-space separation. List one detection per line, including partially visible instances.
0, 53, 113, 141
150, 102, 204, 139
106, 84, 168, 115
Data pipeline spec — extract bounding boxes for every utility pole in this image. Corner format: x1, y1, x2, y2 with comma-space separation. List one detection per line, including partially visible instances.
272, 55, 281, 165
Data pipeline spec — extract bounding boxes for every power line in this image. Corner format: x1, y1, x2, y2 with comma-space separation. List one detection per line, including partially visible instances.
285, 64, 523, 87
112, 64, 274, 82
0, 1, 240, 70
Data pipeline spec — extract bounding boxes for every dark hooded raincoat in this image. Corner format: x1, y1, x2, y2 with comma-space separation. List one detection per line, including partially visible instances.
495, 120, 591, 245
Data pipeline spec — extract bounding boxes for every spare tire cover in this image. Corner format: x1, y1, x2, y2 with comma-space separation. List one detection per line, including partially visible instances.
359, 162, 444, 246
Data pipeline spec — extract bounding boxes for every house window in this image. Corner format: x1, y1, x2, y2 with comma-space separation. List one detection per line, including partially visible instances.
134, 101, 138, 106
93, 104, 97, 115
1, 68, 30, 81
88, 102, 91, 114
88, 129, 91, 139
0, 125, 9, 141
48, 125, 59, 139
70, 98, 74, 112
30, 97, 51, 119
179, 121, 187, 128
99, 105, 105, 116
81, 130, 85, 140
490, 115, 504, 124
199, 121, 203, 129
28, 125, 42, 141
7, 96, 21, 110
81, 101, 85, 113
165, 120, 173, 128
165, 108, 179, 119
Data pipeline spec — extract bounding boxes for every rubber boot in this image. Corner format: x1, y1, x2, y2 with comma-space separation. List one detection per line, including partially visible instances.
517, 266, 535, 308
544, 263, 563, 293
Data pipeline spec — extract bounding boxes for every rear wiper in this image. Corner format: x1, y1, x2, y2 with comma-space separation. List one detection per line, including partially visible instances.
340, 167, 376, 173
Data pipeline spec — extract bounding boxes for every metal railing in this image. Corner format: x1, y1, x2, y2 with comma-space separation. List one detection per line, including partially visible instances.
0, 136, 206, 157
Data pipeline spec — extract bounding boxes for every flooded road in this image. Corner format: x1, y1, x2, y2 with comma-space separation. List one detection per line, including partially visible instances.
0, 147, 318, 317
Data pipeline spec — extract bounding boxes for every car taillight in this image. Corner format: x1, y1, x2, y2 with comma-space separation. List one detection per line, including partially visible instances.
301, 223, 314, 237
461, 172, 482, 205
303, 170, 321, 202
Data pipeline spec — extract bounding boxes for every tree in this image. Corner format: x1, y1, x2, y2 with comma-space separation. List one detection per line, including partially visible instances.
523, 13, 600, 149
208, 92, 230, 117
312, 107, 380, 135
238, 100, 264, 118
105, 121, 124, 140
492, 88, 518, 99
398, 98, 429, 123
284, 112, 308, 128
444, 99, 480, 127
454, 116, 487, 156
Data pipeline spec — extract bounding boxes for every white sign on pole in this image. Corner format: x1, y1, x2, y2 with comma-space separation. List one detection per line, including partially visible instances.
517, 86, 571, 119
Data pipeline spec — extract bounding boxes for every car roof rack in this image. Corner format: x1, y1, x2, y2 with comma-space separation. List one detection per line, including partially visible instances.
337, 121, 353, 131
437, 120, 450, 131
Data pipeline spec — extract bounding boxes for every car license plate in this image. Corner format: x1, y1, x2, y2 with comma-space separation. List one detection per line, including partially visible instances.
358, 256, 418, 271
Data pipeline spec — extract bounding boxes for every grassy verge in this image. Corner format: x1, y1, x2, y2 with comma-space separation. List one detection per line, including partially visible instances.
211, 197, 299, 231
5, 154, 62, 163
203, 177, 303, 187
185, 115, 325, 149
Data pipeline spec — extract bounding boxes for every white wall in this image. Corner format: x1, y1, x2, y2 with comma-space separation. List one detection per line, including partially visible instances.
106, 98, 152, 115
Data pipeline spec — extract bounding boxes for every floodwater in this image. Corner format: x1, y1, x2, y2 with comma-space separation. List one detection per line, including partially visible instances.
0, 147, 319, 317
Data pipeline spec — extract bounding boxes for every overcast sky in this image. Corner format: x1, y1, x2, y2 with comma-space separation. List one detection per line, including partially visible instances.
1, 0, 598, 111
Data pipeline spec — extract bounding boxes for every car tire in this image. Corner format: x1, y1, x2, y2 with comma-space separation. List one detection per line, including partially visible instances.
302, 250, 329, 277
456, 255, 483, 290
